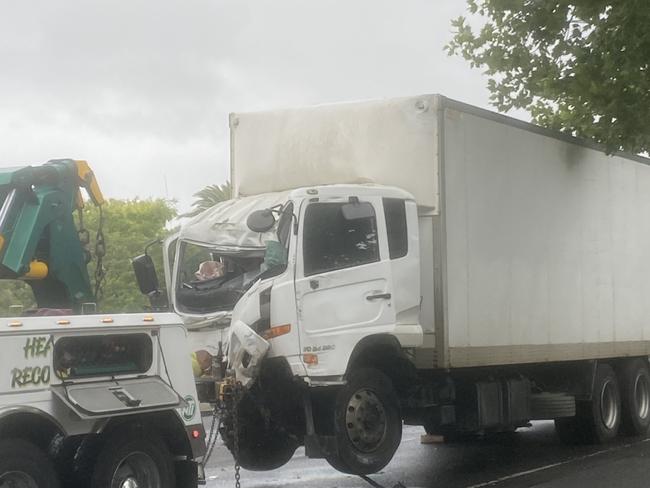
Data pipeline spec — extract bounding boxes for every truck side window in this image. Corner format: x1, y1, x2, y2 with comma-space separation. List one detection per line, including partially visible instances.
383, 198, 408, 259
303, 202, 379, 276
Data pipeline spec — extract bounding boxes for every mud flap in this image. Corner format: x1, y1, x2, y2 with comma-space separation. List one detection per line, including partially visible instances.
175, 459, 200, 487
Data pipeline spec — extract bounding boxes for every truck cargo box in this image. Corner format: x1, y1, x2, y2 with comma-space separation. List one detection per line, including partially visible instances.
230, 95, 650, 369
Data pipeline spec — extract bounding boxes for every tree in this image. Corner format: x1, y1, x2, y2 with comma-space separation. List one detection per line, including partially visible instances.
0, 198, 176, 315
447, 0, 650, 153
182, 181, 232, 218
83, 198, 176, 313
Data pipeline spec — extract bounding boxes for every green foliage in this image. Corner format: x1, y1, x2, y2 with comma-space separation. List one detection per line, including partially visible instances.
447, 0, 650, 153
0, 281, 35, 316
182, 181, 232, 218
0, 198, 176, 315
83, 199, 176, 313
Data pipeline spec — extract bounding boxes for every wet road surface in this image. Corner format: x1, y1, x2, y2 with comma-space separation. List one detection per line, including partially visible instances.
203, 421, 650, 488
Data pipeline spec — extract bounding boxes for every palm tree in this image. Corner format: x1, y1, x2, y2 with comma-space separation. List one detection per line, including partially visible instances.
182, 181, 232, 218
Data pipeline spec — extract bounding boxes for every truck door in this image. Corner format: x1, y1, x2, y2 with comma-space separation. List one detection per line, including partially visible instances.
295, 195, 395, 376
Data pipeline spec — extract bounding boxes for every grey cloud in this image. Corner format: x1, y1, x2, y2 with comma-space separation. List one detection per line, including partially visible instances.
0, 0, 496, 211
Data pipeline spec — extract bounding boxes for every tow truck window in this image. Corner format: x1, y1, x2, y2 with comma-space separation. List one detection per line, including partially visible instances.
383, 198, 408, 259
54, 333, 152, 379
303, 202, 379, 276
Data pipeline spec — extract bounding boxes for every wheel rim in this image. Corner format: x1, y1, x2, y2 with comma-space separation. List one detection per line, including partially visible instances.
600, 379, 619, 430
634, 372, 650, 420
345, 388, 388, 453
0, 472, 38, 488
111, 452, 161, 488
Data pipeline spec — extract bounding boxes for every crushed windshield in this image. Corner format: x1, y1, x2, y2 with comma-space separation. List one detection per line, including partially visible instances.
175, 202, 292, 314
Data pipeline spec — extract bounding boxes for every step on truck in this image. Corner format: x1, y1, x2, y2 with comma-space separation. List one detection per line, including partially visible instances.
0, 159, 206, 487
135, 94, 650, 475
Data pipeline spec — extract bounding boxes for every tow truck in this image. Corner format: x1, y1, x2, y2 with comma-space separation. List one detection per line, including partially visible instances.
0, 159, 205, 488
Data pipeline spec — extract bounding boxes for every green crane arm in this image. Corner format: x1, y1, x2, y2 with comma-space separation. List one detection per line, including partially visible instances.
0, 159, 105, 312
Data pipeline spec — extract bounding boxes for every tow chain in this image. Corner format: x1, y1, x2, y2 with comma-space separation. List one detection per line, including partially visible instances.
203, 378, 244, 488
93, 205, 107, 301
76, 205, 107, 305
233, 380, 243, 488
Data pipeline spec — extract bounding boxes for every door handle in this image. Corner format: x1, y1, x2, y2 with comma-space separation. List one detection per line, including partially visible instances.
110, 387, 142, 407
366, 293, 391, 301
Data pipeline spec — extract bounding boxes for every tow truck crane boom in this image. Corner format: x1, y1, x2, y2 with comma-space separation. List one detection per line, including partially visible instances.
0, 159, 105, 311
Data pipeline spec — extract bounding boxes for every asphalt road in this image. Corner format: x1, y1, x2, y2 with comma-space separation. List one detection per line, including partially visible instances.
202, 421, 650, 488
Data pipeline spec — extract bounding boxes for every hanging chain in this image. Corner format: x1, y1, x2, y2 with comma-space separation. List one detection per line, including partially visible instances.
93, 205, 107, 301
77, 208, 92, 265
233, 380, 243, 488
77, 204, 107, 305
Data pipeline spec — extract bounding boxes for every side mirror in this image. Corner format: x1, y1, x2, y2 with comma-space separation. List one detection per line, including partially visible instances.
132, 254, 160, 295
247, 209, 276, 233
341, 201, 374, 220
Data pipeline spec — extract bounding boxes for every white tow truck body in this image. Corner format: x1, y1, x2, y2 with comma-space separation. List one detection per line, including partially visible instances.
0, 312, 205, 488
169, 95, 650, 475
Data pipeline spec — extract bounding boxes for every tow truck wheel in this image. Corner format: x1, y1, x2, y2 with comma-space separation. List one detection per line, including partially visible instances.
0, 438, 60, 488
326, 368, 402, 475
90, 431, 175, 488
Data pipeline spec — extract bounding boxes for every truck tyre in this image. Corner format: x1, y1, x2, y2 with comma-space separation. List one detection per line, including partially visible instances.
617, 359, 650, 436
221, 390, 299, 471
326, 368, 402, 475
90, 431, 175, 488
576, 363, 621, 444
0, 439, 60, 488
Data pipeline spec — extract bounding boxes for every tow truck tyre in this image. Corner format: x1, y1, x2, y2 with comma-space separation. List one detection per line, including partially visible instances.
0, 439, 60, 488
618, 359, 650, 435
90, 431, 175, 488
326, 368, 402, 475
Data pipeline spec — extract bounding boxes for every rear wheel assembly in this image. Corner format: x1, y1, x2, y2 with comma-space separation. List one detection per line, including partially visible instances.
555, 363, 621, 444
617, 358, 650, 436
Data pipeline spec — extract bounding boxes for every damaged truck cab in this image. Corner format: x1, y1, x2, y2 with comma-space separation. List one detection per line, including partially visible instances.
156, 184, 421, 474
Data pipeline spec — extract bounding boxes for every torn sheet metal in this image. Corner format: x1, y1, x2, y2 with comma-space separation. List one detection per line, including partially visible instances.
178, 191, 290, 250
227, 320, 270, 386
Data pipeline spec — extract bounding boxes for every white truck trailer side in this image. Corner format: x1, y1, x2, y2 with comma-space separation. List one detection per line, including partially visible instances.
151, 94, 650, 475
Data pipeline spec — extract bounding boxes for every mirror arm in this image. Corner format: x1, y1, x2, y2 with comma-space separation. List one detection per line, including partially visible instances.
144, 238, 162, 256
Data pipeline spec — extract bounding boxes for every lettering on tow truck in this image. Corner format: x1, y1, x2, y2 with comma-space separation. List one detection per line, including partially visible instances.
10, 335, 54, 388
23, 336, 54, 358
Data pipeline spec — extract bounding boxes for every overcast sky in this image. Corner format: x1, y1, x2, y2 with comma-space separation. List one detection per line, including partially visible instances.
0, 0, 500, 213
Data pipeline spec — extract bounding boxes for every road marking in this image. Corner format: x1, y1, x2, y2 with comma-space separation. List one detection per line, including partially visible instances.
465, 438, 650, 487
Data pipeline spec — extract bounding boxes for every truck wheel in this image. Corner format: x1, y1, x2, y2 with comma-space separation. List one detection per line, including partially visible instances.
326, 368, 402, 475
221, 391, 299, 471
0, 439, 60, 488
232, 434, 297, 471
90, 431, 175, 488
577, 363, 621, 443
618, 359, 650, 436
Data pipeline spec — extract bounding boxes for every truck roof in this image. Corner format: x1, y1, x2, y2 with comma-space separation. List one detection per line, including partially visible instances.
230, 94, 650, 212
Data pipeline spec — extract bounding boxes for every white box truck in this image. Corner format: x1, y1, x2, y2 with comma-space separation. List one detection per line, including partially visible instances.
149, 94, 650, 475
